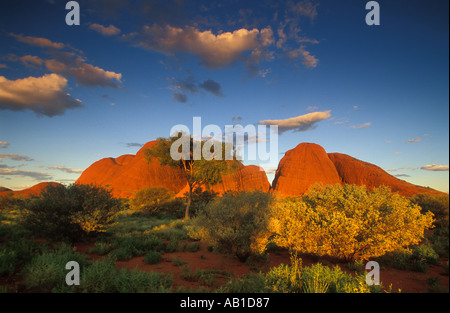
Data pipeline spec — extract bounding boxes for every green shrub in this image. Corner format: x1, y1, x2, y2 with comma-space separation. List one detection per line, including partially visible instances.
0, 248, 17, 277
88, 241, 114, 255
144, 251, 162, 264
265, 254, 303, 293
129, 187, 174, 214
21, 184, 122, 242
113, 268, 173, 293
188, 191, 274, 262
377, 248, 413, 270
263, 254, 374, 293
218, 273, 267, 293
182, 187, 218, 217
185, 242, 201, 252
377, 244, 439, 273
59, 259, 173, 293
180, 265, 225, 287
412, 244, 439, 265
22, 244, 88, 292
410, 194, 449, 228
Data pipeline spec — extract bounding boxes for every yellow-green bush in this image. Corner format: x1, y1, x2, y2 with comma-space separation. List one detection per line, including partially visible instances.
188, 191, 274, 262
271, 184, 435, 261
129, 187, 174, 214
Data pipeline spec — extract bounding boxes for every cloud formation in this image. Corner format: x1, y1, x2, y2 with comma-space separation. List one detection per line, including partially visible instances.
405, 137, 421, 143
0, 141, 9, 148
420, 164, 449, 171
47, 165, 83, 174
125, 24, 273, 69
259, 110, 331, 134
125, 142, 144, 148
199, 79, 224, 97
89, 23, 121, 36
0, 153, 34, 161
9, 34, 123, 89
169, 75, 224, 102
286, 46, 319, 68
0, 168, 53, 181
0, 74, 83, 117
351, 122, 371, 129
67, 58, 123, 88
11, 33, 65, 49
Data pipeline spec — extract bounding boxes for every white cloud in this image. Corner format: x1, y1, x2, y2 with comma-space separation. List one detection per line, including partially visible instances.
351, 122, 371, 129
11, 33, 65, 49
0, 153, 34, 161
0, 168, 53, 181
126, 24, 274, 69
420, 164, 449, 171
286, 46, 319, 68
18, 55, 44, 66
259, 110, 331, 134
0, 74, 82, 117
405, 137, 421, 143
0, 141, 9, 148
89, 23, 121, 36
68, 58, 122, 88
47, 165, 83, 174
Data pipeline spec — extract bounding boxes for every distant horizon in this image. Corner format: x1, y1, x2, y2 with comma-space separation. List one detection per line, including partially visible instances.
1, 0, 448, 193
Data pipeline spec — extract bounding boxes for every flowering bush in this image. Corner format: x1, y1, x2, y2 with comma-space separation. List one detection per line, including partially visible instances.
271, 184, 435, 261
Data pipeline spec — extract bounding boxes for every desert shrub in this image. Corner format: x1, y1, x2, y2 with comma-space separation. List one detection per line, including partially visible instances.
113, 268, 173, 293
129, 187, 174, 214
412, 244, 439, 265
144, 251, 162, 264
377, 248, 413, 270
263, 254, 376, 293
184, 242, 201, 252
109, 236, 146, 260
22, 244, 88, 292
428, 226, 449, 257
376, 244, 439, 273
182, 187, 218, 217
271, 184, 435, 261
0, 248, 17, 277
0, 237, 46, 277
410, 194, 449, 228
21, 184, 122, 242
265, 253, 303, 293
55, 259, 173, 293
88, 241, 113, 255
180, 265, 226, 287
411, 194, 449, 258
218, 273, 267, 293
188, 191, 274, 262
301, 263, 372, 293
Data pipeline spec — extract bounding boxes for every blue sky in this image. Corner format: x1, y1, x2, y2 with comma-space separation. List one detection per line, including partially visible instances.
0, 0, 448, 193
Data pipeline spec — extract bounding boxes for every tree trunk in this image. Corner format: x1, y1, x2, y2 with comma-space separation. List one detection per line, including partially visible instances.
185, 184, 193, 220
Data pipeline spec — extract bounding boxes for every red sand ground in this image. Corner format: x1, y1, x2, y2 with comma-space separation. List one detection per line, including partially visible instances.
74, 240, 449, 293
1, 239, 447, 293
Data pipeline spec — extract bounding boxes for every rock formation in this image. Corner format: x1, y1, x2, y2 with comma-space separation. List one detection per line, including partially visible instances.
327, 152, 445, 197
271, 142, 446, 198
271, 143, 341, 196
0, 182, 62, 198
3, 141, 445, 199
76, 140, 270, 198
76, 141, 187, 198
